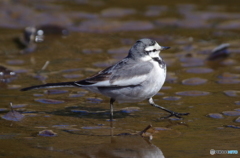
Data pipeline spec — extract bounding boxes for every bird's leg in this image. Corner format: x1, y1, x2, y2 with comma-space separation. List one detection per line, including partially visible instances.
110, 98, 115, 121
109, 98, 115, 136
148, 98, 189, 119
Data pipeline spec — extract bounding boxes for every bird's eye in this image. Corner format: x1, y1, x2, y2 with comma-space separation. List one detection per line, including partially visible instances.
153, 49, 157, 52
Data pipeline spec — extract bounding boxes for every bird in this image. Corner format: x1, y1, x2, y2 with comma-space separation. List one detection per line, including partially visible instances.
21, 38, 189, 120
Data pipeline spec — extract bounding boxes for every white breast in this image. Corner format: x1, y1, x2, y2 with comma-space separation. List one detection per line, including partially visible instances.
143, 58, 166, 98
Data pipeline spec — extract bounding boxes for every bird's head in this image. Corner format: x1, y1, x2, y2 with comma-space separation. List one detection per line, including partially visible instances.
129, 38, 170, 61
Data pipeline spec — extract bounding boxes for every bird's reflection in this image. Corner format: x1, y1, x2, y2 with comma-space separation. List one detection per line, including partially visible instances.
77, 125, 165, 158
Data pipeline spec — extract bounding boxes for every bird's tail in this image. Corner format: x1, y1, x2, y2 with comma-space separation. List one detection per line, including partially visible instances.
21, 81, 78, 91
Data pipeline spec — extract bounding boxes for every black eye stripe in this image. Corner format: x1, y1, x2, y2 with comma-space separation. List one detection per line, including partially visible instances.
145, 49, 159, 54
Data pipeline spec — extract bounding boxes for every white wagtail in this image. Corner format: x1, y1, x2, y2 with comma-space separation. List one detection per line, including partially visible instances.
21, 38, 189, 119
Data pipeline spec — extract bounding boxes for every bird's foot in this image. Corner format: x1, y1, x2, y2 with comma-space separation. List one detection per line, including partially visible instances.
161, 112, 189, 119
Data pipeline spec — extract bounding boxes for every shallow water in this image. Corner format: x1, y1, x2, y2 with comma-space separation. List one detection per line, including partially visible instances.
0, 0, 240, 157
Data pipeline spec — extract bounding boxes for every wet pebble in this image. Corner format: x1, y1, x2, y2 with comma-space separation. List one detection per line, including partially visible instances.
1, 110, 25, 121
61, 68, 82, 73
221, 59, 236, 66
82, 48, 102, 54
101, 8, 136, 18
225, 125, 240, 129
24, 113, 38, 117
38, 130, 57, 137
8, 85, 21, 89
0, 134, 18, 139
208, 113, 224, 119
165, 76, 178, 83
52, 125, 76, 129
154, 127, 172, 131
156, 92, 164, 96
121, 38, 135, 45
69, 94, 84, 98
163, 96, 181, 101
6, 60, 25, 65
78, 91, 88, 95
165, 73, 178, 83
71, 109, 89, 114
234, 66, 240, 71
34, 98, 65, 104
186, 67, 213, 73
81, 126, 106, 129
32, 74, 48, 81
223, 90, 240, 97
161, 86, 172, 90
144, 10, 160, 17
218, 72, 240, 79
176, 90, 210, 96
222, 111, 240, 116
13, 69, 29, 74
93, 62, 113, 68
182, 77, 207, 85
164, 59, 176, 66
44, 89, 69, 95
62, 74, 82, 79
33, 94, 44, 97
235, 101, 240, 105
77, 19, 154, 32
0, 108, 8, 112
35, 126, 48, 129
11, 104, 27, 108
168, 117, 182, 121
234, 108, 240, 111
217, 79, 240, 84
207, 43, 230, 61
63, 128, 81, 132
145, 6, 167, 17
180, 57, 203, 63
235, 117, 240, 123
218, 20, 240, 29
87, 97, 103, 104
108, 47, 129, 54
181, 62, 204, 67
120, 107, 140, 113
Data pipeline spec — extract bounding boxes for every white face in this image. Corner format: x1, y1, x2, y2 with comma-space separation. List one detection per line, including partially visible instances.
141, 42, 162, 61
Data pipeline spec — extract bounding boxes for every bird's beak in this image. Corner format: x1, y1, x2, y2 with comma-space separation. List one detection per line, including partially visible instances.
161, 46, 170, 50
